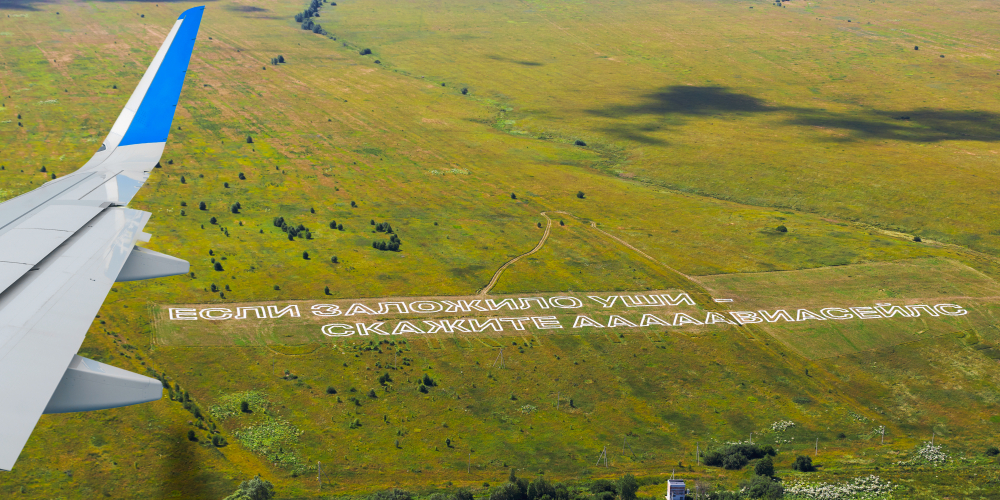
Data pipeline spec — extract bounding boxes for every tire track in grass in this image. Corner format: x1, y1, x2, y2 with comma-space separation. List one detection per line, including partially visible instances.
477, 212, 553, 295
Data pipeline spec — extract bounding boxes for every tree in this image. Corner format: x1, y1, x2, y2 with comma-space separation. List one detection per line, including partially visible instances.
792, 455, 815, 472
490, 483, 521, 500
224, 182, 229, 188
214, 262, 223, 271
278, 55, 285, 63
351, 201, 357, 208
330, 220, 337, 229
324, 286, 331, 295
367, 389, 377, 398
240, 401, 250, 413
445, 438, 452, 447
223, 475, 275, 500
210, 216, 217, 224
326, 386, 336, 394
422, 373, 436, 386
360, 48, 372, 55
303, 251, 310, 259
199, 201, 207, 210
231, 204, 239, 214
462, 87, 468, 95
741, 475, 783, 500
338, 223, 344, 230
776, 225, 788, 233
754, 455, 775, 477
40, 166, 46, 172
332, 256, 339, 263
239, 172, 246, 180
511, 192, 517, 199
181, 176, 186, 184
576, 191, 585, 199
187, 430, 197, 441
723, 453, 749, 470
246, 135, 253, 144
617, 474, 638, 500
370, 489, 413, 500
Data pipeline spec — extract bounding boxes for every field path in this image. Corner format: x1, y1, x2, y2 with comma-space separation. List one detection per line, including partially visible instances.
478, 210, 699, 295
477, 213, 553, 295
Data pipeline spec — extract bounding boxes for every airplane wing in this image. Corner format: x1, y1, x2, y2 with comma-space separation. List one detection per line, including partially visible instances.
0, 6, 204, 471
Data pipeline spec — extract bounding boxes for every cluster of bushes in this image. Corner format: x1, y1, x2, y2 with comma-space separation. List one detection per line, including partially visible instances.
230, 201, 241, 214
372, 234, 401, 251
273, 216, 312, 240
418, 373, 436, 393
704, 443, 776, 470
269, 55, 285, 65
372, 220, 394, 233
329, 219, 345, 230
294, 0, 327, 33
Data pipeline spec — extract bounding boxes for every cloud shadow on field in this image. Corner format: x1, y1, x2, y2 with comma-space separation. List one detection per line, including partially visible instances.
588, 85, 1000, 144
486, 54, 544, 67
0, 0, 53, 11
225, 4, 268, 13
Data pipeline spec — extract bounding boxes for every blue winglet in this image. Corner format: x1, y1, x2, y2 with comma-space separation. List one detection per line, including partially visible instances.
119, 7, 205, 147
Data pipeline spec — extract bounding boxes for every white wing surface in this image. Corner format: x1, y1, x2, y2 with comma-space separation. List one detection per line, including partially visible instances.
0, 6, 204, 471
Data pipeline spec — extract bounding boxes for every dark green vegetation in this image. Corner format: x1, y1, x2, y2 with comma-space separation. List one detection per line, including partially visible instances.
2, 0, 1000, 498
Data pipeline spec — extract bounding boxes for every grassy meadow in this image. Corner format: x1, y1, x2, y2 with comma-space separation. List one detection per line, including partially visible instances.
1, 0, 999, 498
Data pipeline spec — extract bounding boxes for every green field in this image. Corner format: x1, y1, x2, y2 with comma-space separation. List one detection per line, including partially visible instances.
2, 0, 1000, 497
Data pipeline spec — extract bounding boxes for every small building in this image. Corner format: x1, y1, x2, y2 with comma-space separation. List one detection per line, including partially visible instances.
665, 479, 687, 500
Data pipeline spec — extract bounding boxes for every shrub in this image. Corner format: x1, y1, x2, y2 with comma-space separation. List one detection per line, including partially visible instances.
618, 474, 638, 500
576, 191, 585, 199
240, 401, 250, 413
574, 139, 586, 146
723, 453, 749, 470
303, 251, 309, 259
180, 176, 186, 184
223, 182, 229, 188
913, 236, 922, 242
224, 475, 274, 500
792, 455, 815, 472
462, 87, 468, 94
742, 475, 783, 499
199, 201, 207, 210
187, 430, 197, 441
368, 389, 377, 398
239, 173, 246, 180
326, 386, 337, 394
324, 286, 331, 295
776, 225, 788, 232
418, 384, 428, 393
369, 489, 412, 500
210, 216, 217, 224
510, 192, 517, 199
246, 135, 253, 144
986, 446, 999, 457
330, 220, 337, 229
422, 373, 436, 386
360, 48, 372, 55
214, 262, 223, 271
332, 256, 339, 263
754, 455, 775, 477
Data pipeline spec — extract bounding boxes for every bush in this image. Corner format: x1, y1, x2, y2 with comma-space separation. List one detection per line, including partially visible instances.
617, 474, 638, 500
723, 453, 749, 470
913, 236, 922, 242
576, 191, 585, 199
326, 386, 337, 394
986, 446, 999, 457
422, 373, 436, 386
360, 48, 372, 55
511, 192, 517, 199
223, 475, 274, 500
574, 139, 586, 146
240, 401, 250, 413
461, 87, 468, 95
792, 455, 815, 472
246, 135, 253, 144
776, 225, 788, 233
741, 475, 783, 500
199, 201, 207, 210
754, 455, 775, 477
418, 384, 428, 393
214, 262, 223, 271
187, 430, 197, 441
369, 489, 412, 500
303, 251, 309, 259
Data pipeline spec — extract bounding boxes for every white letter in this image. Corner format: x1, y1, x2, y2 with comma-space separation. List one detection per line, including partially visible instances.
485, 298, 521, 311
376, 302, 409, 314
673, 313, 703, 326
572, 315, 604, 328
588, 295, 619, 308
322, 324, 355, 337
469, 318, 503, 332
795, 309, 826, 322
639, 314, 671, 327
498, 317, 532, 330
549, 296, 583, 308
311, 304, 342, 317
874, 303, 912, 318
704, 312, 735, 325
820, 308, 853, 320
730, 311, 762, 324
662, 293, 695, 306
759, 310, 795, 323
169, 308, 197, 320
409, 301, 444, 313
200, 308, 233, 320
235, 306, 266, 319
392, 321, 425, 335
355, 322, 390, 335
344, 303, 378, 316
519, 297, 549, 310
849, 307, 882, 320
530, 316, 562, 329
935, 304, 967, 316
620, 294, 663, 307
607, 315, 638, 328
441, 300, 487, 313
906, 304, 939, 317
268, 305, 300, 318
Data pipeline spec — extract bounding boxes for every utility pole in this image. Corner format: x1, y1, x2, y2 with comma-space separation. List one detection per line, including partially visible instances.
931, 430, 935, 446
815, 438, 818, 456
317, 461, 322, 490
749, 432, 753, 445
492, 348, 505, 369
696, 443, 700, 466
881, 426, 885, 445
468, 450, 472, 473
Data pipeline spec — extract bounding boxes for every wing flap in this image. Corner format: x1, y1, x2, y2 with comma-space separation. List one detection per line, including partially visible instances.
43, 355, 162, 414
0, 208, 150, 471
